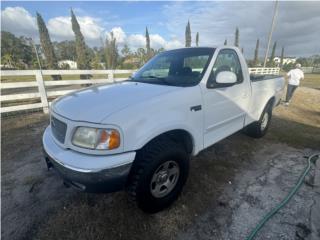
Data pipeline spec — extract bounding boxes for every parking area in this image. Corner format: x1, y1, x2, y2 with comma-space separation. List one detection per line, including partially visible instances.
1, 86, 320, 240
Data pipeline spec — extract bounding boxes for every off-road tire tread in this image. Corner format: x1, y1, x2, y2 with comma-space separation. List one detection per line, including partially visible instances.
245, 102, 272, 138
126, 136, 188, 211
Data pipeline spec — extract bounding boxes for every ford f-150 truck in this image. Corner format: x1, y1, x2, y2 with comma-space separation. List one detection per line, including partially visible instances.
43, 47, 285, 212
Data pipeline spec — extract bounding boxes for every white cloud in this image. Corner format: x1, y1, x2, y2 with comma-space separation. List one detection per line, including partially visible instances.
1, 6, 37, 38
1, 6, 105, 45
150, 34, 166, 49
47, 16, 104, 45
107, 27, 127, 44
162, 1, 320, 57
126, 32, 183, 50
1, 6, 181, 51
165, 39, 183, 49
126, 34, 145, 48
2, 3, 319, 57
47, 17, 72, 39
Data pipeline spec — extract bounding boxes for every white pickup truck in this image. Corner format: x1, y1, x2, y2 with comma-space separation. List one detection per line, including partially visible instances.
43, 46, 285, 212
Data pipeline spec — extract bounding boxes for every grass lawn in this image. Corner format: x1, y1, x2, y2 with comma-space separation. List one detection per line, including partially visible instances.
300, 73, 320, 89
267, 86, 320, 149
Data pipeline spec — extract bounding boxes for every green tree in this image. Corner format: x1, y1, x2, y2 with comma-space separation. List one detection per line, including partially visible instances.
312, 55, 320, 67
54, 40, 76, 61
121, 44, 131, 58
185, 20, 191, 47
120, 44, 135, 69
283, 62, 295, 72
296, 57, 313, 67
91, 52, 103, 69
135, 48, 147, 67
1, 53, 14, 69
268, 41, 277, 67
105, 32, 118, 69
146, 27, 151, 59
154, 47, 165, 54
253, 38, 260, 66
71, 9, 90, 70
234, 27, 239, 47
36, 12, 58, 69
196, 32, 199, 47
30, 42, 44, 69
224, 39, 227, 45
280, 46, 284, 68
1, 31, 35, 69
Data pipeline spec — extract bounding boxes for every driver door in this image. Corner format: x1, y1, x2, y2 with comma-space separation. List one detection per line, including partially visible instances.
202, 49, 250, 148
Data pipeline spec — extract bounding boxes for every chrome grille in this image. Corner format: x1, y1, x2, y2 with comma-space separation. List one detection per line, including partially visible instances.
51, 116, 67, 143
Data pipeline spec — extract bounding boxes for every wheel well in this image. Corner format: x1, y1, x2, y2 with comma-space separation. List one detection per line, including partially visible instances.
267, 97, 275, 109
143, 129, 194, 154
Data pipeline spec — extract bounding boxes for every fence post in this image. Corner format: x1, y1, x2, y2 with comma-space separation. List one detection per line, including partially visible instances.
35, 70, 49, 114
108, 71, 114, 83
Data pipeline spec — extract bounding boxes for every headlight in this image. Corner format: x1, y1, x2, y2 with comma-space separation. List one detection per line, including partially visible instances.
72, 127, 120, 150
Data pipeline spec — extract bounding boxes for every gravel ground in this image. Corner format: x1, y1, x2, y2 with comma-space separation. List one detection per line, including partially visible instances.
178, 145, 319, 240
1, 87, 320, 240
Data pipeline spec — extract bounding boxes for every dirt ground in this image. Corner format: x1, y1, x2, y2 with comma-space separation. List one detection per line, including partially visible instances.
1, 86, 320, 240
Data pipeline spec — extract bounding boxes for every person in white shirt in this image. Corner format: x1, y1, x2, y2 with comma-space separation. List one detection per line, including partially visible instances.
284, 63, 304, 106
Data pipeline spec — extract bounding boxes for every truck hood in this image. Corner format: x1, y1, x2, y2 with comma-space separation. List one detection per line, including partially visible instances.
52, 82, 178, 123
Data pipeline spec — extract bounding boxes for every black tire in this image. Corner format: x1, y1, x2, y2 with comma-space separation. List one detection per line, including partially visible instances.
245, 102, 272, 138
127, 137, 189, 213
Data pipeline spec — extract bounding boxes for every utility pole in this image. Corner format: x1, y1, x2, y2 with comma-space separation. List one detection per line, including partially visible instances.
28, 38, 42, 70
263, 0, 279, 67
33, 43, 42, 71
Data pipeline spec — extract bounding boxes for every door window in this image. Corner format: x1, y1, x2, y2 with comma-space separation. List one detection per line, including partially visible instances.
207, 49, 243, 88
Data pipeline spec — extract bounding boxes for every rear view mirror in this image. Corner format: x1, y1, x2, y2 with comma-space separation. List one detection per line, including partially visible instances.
216, 71, 237, 84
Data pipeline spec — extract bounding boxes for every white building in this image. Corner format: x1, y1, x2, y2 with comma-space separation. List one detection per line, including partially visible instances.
273, 57, 296, 66
58, 60, 77, 69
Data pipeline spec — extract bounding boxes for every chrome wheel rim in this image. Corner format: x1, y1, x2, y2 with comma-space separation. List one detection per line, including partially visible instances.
261, 112, 269, 131
150, 160, 180, 198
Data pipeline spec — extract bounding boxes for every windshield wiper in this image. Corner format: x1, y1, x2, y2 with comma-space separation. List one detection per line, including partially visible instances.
139, 75, 173, 86
140, 75, 161, 79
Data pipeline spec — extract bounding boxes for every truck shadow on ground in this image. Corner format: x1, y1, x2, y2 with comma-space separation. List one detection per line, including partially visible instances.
1, 113, 319, 240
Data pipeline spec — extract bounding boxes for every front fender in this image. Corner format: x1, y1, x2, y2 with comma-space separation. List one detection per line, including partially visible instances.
131, 123, 199, 155
102, 86, 204, 156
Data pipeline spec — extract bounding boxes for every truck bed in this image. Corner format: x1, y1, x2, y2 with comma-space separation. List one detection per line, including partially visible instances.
247, 75, 285, 123
250, 74, 282, 82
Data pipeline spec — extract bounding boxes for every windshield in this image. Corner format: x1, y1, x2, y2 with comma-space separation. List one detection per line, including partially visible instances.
130, 48, 215, 87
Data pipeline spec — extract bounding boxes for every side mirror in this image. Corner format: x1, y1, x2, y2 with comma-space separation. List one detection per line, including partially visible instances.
130, 71, 137, 78
216, 71, 237, 84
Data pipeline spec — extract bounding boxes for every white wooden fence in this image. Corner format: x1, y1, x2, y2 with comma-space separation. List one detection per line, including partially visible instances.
1, 70, 134, 114
248, 67, 280, 75
1, 68, 280, 114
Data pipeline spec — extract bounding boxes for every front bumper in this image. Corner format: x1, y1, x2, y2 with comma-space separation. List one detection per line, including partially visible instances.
43, 126, 136, 193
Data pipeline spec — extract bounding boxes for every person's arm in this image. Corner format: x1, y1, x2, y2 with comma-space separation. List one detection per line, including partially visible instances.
286, 70, 291, 81
287, 70, 291, 77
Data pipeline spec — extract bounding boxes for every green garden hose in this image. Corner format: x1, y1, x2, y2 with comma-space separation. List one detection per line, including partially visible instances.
245, 153, 320, 240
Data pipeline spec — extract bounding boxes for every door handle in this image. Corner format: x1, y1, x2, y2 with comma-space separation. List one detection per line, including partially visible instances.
190, 105, 202, 112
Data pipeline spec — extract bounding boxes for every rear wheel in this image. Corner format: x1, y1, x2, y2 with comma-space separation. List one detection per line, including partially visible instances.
245, 103, 272, 138
127, 137, 189, 213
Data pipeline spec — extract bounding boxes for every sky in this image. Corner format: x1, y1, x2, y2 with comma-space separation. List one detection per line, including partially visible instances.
1, 1, 320, 58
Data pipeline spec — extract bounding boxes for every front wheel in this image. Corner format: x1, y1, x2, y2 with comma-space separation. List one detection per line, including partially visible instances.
245, 103, 272, 138
127, 137, 189, 213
